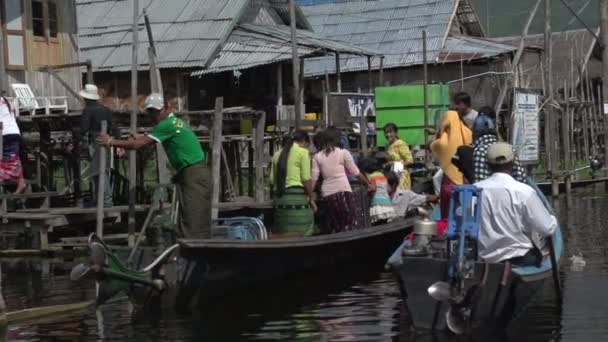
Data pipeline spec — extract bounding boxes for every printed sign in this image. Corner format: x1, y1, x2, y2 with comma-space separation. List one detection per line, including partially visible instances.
511, 91, 540, 164
347, 95, 375, 117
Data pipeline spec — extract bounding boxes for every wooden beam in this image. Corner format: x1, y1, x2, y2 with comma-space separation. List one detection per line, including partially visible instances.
210, 97, 224, 220
289, 0, 301, 129
422, 30, 430, 156
254, 110, 266, 202
360, 116, 368, 157
0, 26, 7, 93
379, 56, 384, 86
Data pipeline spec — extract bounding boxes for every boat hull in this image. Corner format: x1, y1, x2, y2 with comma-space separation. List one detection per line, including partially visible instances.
176, 219, 414, 307
392, 257, 551, 332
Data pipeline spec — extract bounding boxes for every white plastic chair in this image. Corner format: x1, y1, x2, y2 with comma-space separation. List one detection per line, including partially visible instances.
10, 83, 68, 115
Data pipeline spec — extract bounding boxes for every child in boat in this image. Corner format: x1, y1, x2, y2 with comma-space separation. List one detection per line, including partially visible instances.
359, 157, 397, 225
387, 171, 438, 217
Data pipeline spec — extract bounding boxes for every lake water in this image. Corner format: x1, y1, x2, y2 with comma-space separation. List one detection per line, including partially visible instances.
3, 188, 608, 341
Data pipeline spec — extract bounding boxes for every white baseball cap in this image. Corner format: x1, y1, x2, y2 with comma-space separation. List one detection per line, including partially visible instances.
144, 93, 164, 110
487, 142, 515, 165
79, 84, 100, 100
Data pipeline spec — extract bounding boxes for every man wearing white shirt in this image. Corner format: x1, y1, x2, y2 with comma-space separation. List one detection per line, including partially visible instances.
475, 142, 557, 266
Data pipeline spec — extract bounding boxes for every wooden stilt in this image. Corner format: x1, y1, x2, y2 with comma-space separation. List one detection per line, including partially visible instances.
96, 121, 108, 237
210, 98, 223, 221
254, 112, 266, 202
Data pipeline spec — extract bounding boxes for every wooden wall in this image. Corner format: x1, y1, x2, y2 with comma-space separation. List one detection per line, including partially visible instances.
4, 0, 82, 110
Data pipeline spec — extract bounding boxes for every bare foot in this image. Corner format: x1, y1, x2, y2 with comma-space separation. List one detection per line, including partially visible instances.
14, 178, 26, 194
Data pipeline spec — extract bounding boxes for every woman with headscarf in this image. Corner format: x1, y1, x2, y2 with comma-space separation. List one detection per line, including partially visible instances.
270, 130, 315, 236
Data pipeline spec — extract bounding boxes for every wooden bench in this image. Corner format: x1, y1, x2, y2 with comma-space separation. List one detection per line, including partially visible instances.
1, 212, 68, 250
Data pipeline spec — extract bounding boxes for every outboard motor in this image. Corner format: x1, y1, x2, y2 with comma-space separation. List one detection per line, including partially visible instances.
403, 208, 438, 256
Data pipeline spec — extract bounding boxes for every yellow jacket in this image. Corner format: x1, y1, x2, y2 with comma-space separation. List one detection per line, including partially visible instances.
431, 110, 472, 185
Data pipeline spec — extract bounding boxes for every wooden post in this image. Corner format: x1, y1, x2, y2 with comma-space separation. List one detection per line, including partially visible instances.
422, 30, 430, 156
299, 57, 305, 120
254, 111, 266, 202
335, 53, 342, 93
367, 56, 373, 93
322, 80, 329, 127
86, 59, 94, 84
601, 0, 608, 169
289, 0, 301, 129
277, 64, 283, 125
96, 121, 108, 238
545, 0, 559, 197
210, 98, 223, 220
176, 73, 183, 112
0, 24, 7, 93
360, 116, 368, 157
379, 56, 384, 86
0, 123, 5, 218
128, 0, 139, 247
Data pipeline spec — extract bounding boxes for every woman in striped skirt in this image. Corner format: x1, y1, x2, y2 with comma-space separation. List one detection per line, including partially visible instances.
270, 130, 315, 236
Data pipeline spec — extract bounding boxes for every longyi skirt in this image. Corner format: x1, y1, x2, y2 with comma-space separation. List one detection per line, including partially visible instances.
321, 191, 364, 234
274, 187, 314, 235
0, 134, 23, 182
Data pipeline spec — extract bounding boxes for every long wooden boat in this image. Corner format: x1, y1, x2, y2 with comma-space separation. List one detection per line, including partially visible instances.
72, 218, 415, 310
388, 182, 564, 334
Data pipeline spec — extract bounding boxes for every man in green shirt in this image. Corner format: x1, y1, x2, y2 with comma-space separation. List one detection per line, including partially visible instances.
96, 93, 211, 239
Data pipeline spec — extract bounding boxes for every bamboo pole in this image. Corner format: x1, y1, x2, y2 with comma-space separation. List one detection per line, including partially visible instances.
379, 56, 384, 86
422, 30, 430, 160
601, 0, 608, 169
128, 0, 139, 247
494, 0, 542, 116
545, 0, 559, 197
367, 56, 373, 93
96, 121, 108, 237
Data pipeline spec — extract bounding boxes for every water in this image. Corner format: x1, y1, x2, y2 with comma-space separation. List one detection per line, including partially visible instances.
3, 189, 608, 341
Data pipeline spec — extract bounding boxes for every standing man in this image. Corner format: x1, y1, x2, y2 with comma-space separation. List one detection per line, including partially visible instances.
79, 84, 113, 207
453, 92, 478, 129
96, 93, 210, 239
475, 143, 557, 266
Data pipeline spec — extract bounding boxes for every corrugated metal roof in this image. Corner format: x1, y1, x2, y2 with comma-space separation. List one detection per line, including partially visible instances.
192, 24, 377, 76
300, 0, 459, 76
77, 0, 248, 71
439, 36, 515, 63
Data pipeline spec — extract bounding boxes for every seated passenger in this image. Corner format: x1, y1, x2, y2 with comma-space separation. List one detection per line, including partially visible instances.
387, 172, 438, 217
475, 143, 557, 266
359, 157, 396, 225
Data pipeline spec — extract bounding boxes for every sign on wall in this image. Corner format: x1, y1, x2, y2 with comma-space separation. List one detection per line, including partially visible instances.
511, 91, 540, 164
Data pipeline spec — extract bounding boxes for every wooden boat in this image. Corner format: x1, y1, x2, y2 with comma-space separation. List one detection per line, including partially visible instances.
388, 181, 564, 334
72, 217, 416, 310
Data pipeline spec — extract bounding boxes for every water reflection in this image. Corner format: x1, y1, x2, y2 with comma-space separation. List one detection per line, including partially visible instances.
3, 189, 608, 341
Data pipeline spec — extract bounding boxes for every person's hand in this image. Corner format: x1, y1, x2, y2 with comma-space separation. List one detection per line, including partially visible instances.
96, 134, 112, 146
116, 148, 126, 158
310, 199, 318, 213
427, 195, 440, 203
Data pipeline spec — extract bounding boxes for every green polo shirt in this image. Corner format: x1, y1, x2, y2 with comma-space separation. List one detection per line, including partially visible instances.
149, 113, 205, 172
